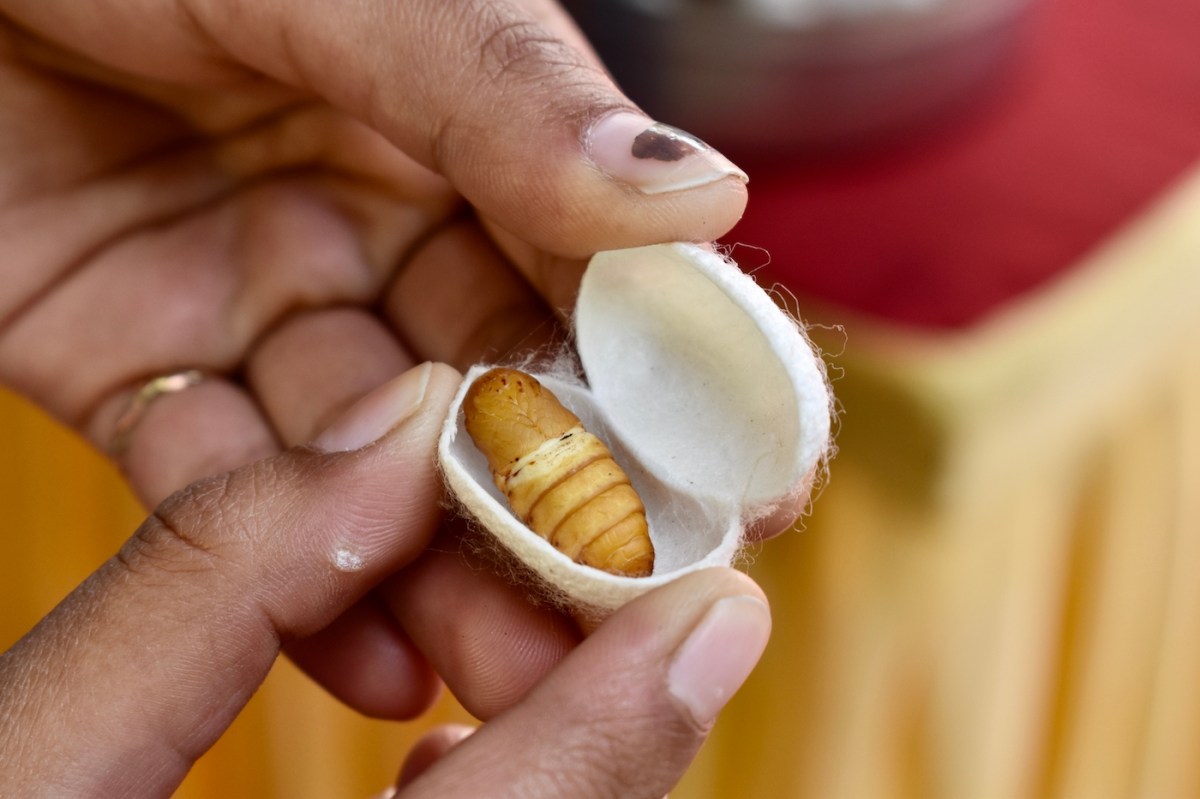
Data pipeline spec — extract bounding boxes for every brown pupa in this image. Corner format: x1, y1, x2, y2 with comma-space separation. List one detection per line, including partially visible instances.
462, 367, 654, 578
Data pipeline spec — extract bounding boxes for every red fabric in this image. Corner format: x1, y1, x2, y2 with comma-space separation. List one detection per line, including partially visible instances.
728, 0, 1200, 328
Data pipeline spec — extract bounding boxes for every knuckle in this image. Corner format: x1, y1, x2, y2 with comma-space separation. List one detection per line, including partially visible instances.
478, 22, 584, 82
469, 5, 599, 87
117, 474, 237, 581
116, 463, 282, 584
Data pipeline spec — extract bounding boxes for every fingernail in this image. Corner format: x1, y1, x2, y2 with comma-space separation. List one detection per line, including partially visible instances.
586, 111, 748, 195
667, 595, 771, 726
312, 363, 433, 452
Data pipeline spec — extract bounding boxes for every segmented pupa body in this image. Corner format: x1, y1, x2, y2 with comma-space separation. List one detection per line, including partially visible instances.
462, 368, 654, 578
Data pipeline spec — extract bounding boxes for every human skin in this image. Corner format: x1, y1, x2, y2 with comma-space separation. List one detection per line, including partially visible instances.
0, 1, 786, 795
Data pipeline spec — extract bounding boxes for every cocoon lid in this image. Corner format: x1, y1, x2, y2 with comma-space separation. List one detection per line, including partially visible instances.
577, 243, 829, 509
438, 242, 832, 614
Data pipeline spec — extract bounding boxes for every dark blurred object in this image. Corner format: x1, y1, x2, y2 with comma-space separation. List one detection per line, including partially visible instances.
563, 0, 1034, 157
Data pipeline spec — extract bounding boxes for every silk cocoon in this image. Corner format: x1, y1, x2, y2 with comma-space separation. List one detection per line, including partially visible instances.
439, 243, 834, 613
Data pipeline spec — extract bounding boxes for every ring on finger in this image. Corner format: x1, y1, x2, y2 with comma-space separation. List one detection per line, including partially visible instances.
108, 369, 208, 456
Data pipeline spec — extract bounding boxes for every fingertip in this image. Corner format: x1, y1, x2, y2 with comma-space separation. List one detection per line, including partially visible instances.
395, 723, 476, 789
746, 463, 822, 542
470, 110, 750, 258
412, 15, 750, 255
665, 592, 771, 728
584, 110, 747, 197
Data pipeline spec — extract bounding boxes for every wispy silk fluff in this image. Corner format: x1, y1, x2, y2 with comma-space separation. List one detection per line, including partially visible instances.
438, 243, 835, 616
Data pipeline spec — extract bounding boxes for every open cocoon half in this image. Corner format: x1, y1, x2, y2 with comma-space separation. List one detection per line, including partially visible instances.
438, 243, 833, 614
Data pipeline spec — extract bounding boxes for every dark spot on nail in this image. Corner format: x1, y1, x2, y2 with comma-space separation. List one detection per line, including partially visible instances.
632, 128, 695, 162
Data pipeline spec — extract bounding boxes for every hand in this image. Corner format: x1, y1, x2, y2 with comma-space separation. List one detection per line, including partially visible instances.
0, 0, 756, 735
0, 0, 749, 504
1, 0, 776, 793
0, 364, 771, 797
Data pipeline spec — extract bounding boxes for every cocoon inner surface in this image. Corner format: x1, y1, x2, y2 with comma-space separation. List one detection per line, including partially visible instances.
438, 243, 832, 613
578, 244, 829, 506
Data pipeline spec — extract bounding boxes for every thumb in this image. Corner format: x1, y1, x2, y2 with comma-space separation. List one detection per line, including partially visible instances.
0, 363, 459, 797
399, 568, 771, 799
209, 0, 750, 255
6, 0, 748, 255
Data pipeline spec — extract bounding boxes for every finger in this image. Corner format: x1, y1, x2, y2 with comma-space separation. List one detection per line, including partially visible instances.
202, 0, 751, 255
242, 241, 568, 721
0, 363, 459, 796
386, 218, 563, 371
4, 177, 403, 425
379, 544, 582, 720
480, 217, 588, 315
243, 308, 488, 721
744, 467, 822, 543
7, 0, 748, 255
395, 724, 476, 790
278, 528, 579, 723
311, 0, 751, 256
86, 374, 279, 508
400, 569, 771, 799
286, 595, 442, 721
246, 307, 415, 446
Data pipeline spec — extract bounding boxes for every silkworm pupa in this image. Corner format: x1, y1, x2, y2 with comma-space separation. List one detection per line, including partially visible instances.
462, 367, 654, 578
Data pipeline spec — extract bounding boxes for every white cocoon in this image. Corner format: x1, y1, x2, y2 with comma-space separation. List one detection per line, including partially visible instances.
438, 243, 833, 614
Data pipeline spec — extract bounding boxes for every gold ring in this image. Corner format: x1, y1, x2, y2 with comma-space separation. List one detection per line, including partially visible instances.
109, 369, 207, 456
